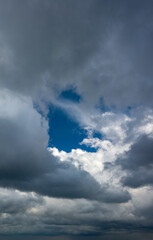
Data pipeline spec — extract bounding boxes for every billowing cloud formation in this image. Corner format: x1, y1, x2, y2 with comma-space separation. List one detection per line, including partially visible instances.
0, 89, 131, 203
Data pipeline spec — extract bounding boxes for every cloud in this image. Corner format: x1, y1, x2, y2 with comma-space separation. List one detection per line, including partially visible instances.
118, 136, 153, 170
0, 0, 153, 110
0, 188, 43, 215
117, 136, 153, 188
0, 0, 103, 97
0, 0, 153, 237
0, 190, 151, 237
0, 89, 131, 203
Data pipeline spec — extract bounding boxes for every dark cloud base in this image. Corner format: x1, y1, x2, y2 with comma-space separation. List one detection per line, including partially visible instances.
1, 231, 153, 240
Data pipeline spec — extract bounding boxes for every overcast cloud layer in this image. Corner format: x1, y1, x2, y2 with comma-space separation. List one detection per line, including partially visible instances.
0, 0, 153, 239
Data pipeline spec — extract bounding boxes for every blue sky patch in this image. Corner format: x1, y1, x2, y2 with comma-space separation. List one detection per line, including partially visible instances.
59, 89, 81, 103
48, 106, 97, 152
93, 131, 102, 139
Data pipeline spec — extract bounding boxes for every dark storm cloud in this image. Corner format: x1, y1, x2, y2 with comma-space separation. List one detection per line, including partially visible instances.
122, 168, 153, 188
0, 0, 103, 94
117, 136, 153, 188
118, 136, 153, 170
0, 0, 153, 108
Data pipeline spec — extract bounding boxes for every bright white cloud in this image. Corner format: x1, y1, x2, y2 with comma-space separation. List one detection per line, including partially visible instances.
49, 107, 153, 189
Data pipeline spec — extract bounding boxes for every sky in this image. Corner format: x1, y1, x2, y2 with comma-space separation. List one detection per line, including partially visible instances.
0, 0, 153, 239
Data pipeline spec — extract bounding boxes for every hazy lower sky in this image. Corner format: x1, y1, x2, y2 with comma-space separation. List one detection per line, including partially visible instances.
0, 0, 153, 239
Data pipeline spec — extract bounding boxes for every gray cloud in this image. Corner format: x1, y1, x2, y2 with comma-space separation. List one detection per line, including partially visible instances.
0, 190, 43, 215
0, 0, 103, 96
0, 0, 153, 109
122, 169, 153, 188
117, 136, 153, 188
0, 194, 151, 238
